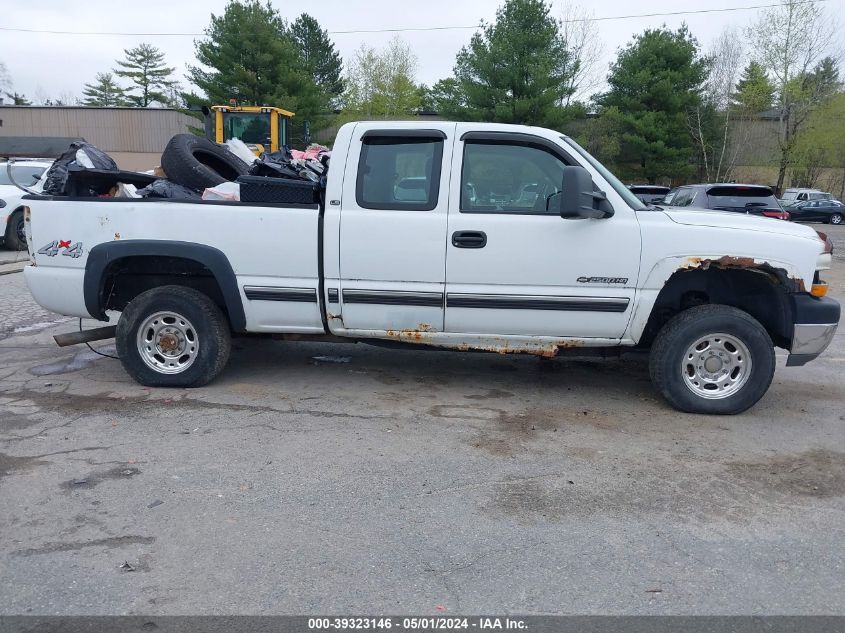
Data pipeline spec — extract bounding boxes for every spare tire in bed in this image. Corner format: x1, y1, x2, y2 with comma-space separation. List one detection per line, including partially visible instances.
161, 134, 250, 192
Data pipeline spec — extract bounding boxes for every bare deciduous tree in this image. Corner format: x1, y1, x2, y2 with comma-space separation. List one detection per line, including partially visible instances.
690, 27, 746, 182
559, 3, 604, 106
343, 37, 420, 119
0, 60, 11, 95
746, 0, 841, 192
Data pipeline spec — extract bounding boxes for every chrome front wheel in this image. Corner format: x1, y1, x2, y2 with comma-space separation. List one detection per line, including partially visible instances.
681, 333, 752, 400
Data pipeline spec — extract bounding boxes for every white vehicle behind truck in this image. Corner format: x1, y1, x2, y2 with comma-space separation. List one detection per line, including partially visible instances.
781, 188, 833, 205
1, 160, 52, 250
21, 122, 840, 414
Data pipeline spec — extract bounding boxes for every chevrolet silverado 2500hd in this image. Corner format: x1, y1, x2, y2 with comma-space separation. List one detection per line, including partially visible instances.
21, 122, 839, 414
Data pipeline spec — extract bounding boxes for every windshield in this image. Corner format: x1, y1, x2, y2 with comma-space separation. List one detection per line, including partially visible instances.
0, 165, 47, 187
560, 137, 647, 210
222, 112, 271, 145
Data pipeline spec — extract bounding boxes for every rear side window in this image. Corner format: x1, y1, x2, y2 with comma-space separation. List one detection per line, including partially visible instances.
356, 137, 443, 211
706, 186, 778, 210
668, 189, 695, 207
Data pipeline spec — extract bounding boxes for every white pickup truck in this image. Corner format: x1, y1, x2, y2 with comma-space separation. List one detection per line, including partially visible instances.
21, 121, 839, 414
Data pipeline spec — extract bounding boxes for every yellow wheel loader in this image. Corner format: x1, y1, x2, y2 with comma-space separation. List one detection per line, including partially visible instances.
202, 104, 295, 155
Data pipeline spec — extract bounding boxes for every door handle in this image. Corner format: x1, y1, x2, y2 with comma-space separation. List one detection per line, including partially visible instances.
452, 230, 487, 249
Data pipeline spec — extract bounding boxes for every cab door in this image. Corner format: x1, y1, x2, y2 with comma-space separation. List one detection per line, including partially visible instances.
336, 123, 455, 333
444, 128, 641, 339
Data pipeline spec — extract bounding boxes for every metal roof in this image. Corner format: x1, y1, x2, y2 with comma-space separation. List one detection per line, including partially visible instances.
0, 136, 85, 158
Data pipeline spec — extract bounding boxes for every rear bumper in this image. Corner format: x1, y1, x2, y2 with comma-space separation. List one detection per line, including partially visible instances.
786, 294, 840, 366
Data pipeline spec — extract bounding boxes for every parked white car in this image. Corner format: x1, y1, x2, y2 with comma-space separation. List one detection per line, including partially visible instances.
780, 188, 833, 206
1, 159, 52, 250
20, 122, 839, 414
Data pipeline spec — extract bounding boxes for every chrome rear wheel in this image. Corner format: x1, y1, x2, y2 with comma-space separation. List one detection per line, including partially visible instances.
136, 311, 199, 374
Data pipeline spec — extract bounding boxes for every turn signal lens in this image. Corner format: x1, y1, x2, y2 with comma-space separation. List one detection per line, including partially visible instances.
811, 282, 829, 298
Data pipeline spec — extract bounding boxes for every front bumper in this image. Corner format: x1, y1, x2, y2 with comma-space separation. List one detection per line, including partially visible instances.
786, 294, 840, 366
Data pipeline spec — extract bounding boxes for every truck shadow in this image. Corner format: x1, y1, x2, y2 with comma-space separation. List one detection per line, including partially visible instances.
226, 337, 655, 401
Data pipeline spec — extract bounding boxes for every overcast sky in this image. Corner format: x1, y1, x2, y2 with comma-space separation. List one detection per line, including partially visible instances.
2, 0, 844, 104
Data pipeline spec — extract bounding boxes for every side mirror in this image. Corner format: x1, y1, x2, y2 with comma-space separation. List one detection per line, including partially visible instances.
560, 166, 614, 219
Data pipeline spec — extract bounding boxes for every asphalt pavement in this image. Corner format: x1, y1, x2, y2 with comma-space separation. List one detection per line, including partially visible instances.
0, 226, 843, 615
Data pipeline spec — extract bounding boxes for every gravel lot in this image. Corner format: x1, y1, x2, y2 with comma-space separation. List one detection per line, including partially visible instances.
0, 224, 843, 615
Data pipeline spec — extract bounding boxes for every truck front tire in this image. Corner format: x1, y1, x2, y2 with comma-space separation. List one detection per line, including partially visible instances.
649, 305, 775, 414
116, 286, 231, 387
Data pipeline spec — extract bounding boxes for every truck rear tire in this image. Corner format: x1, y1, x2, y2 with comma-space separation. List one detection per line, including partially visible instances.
116, 285, 231, 387
649, 304, 775, 415
161, 134, 249, 192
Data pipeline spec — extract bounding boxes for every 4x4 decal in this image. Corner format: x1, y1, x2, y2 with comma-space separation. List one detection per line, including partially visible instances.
38, 240, 84, 258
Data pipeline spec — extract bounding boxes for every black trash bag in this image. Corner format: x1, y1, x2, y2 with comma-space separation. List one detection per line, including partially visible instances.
43, 142, 119, 195
137, 179, 201, 200
248, 147, 303, 180
264, 147, 294, 164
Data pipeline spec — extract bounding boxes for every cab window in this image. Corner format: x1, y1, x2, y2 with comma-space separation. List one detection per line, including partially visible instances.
461, 142, 565, 214
356, 137, 443, 211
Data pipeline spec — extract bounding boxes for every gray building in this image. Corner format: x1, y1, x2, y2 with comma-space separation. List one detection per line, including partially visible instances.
0, 106, 198, 171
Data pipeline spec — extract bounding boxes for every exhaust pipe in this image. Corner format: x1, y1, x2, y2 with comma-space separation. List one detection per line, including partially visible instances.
54, 326, 117, 348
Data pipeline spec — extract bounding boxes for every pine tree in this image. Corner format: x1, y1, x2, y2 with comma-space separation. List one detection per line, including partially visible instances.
290, 14, 343, 101
733, 61, 774, 112
4, 92, 31, 105
432, 0, 575, 128
188, 0, 301, 106
596, 25, 708, 183
188, 0, 329, 141
81, 73, 128, 107
114, 43, 177, 107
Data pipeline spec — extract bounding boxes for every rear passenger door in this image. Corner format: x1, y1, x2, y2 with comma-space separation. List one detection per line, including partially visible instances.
336, 124, 455, 333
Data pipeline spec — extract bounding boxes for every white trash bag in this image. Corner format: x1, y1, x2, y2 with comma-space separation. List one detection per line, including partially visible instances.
202, 181, 241, 202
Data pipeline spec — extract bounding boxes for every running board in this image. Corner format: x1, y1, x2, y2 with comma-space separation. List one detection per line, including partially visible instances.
54, 326, 117, 347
